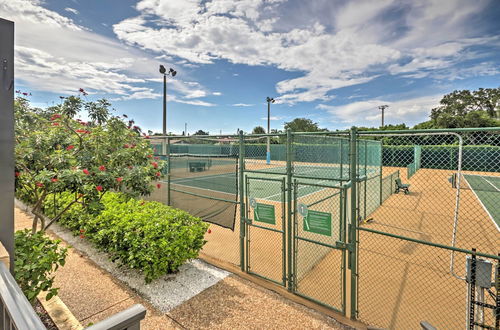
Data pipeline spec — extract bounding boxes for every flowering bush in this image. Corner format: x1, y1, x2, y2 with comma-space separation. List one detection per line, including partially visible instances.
14, 94, 165, 232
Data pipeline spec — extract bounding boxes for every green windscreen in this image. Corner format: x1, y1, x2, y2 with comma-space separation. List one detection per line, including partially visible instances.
152, 137, 239, 230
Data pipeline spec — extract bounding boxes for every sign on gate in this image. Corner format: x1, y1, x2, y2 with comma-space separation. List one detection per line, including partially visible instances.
303, 210, 331, 236
254, 203, 275, 224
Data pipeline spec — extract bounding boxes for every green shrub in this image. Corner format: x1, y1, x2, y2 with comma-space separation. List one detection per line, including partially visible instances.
14, 229, 68, 303
44, 192, 208, 283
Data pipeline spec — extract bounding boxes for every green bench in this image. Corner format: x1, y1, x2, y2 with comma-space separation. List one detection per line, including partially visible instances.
189, 161, 207, 172
395, 178, 410, 194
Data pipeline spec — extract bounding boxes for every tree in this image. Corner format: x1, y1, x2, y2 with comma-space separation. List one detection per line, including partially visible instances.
252, 126, 266, 134
284, 118, 326, 132
429, 88, 500, 128
194, 129, 209, 135
14, 96, 165, 233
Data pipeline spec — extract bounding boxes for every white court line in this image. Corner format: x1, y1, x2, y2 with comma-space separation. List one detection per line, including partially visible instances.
168, 182, 235, 196
464, 175, 500, 232
261, 178, 329, 201
171, 172, 234, 183
482, 177, 500, 192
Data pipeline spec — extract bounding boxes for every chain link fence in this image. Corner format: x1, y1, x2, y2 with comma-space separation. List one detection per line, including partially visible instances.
147, 128, 499, 329
356, 129, 500, 329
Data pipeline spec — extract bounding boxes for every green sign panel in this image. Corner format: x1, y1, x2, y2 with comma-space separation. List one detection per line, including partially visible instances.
254, 203, 275, 224
304, 210, 331, 236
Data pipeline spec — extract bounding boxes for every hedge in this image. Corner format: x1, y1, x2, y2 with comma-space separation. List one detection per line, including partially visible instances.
383, 145, 500, 172
43, 192, 208, 283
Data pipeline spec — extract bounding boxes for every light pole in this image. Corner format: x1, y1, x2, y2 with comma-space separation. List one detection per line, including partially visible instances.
378, 104, 389, 127
159, 65, 177, 154
266, 97, 275, 165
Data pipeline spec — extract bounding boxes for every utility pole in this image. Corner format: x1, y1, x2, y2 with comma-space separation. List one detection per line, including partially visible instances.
184, 122, 187, 136
378, 105, 389, 127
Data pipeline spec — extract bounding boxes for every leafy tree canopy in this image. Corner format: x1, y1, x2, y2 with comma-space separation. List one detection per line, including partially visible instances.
429, 87, 500, 128
14, 95, 164, 233
252, 126, 266, 134
284, 118, 326, 132
194, 129, 209, 135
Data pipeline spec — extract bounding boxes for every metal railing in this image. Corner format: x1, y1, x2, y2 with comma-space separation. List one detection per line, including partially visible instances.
0, 262, 46, 329
0, 262, 146, 330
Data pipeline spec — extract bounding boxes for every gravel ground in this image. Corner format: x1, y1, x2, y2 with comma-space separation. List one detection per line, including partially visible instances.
34, 300, 58, 330
47, 220, 230, 313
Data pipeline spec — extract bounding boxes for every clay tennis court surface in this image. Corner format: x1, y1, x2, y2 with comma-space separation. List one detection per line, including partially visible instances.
200, 166, 499, 329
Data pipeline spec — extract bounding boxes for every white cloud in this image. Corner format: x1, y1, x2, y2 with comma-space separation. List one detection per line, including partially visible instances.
212, 92, 222, 96
260, 116, 283, 121
64, 7, 79, 15
319, 95, 442, 127
0, 0, 215, 104
112, 0, 495, 104
232, 103, 254, 107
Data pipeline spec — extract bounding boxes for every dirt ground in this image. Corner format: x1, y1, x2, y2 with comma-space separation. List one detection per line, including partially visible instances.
199, 166, 499, 329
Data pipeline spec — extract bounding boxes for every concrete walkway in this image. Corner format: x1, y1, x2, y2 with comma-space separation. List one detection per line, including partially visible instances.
15, 207, 351, 329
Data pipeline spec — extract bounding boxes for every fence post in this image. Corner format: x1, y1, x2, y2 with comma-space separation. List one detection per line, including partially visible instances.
238, 131, 245, 272
349, 126, 358, 319
166, 137, 171, 206
379, 141, 383, 206
286, 129, 293, 290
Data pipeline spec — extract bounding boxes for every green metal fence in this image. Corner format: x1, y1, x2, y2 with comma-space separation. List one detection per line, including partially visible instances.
149, 127, 499, 329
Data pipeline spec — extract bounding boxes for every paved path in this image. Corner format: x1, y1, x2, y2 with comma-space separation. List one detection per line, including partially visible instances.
15, 207, 350, 329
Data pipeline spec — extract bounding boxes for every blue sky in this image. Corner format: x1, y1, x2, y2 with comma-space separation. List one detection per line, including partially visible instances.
1, 0, 500, 135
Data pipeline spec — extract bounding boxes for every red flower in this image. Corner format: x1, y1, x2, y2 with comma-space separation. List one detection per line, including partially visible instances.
156, 183, 161, 189
15, 171, 20, 177
155, 172, 161, 177
99, 165, 106, 171
152, 162, 158, 169
52, 122, 60, 126
207, 229, 212, 234
154, 156, 159, 160
83, 169, 90, 175
124, 144, 129, 148
147, 154, 153, 158
66, 145, 75, 151
96, 185, 103, 192
76, 129, 86, 133
80, 229, 85, 233
50, 114, 61, 121
116, 177, 123, 183
36, 182, 44, 187
51, 178, 58, 182
80, 234, 85, 239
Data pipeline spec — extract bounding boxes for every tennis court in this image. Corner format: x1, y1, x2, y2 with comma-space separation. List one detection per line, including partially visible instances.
168, 164, 377, 202
462, 173, 500, 230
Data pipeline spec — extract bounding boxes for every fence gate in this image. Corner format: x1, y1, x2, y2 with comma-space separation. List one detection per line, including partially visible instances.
244, 175, 286, 286
292, 179, 348, 314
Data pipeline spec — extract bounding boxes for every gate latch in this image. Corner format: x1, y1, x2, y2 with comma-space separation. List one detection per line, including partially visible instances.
335, 241, 354, 252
